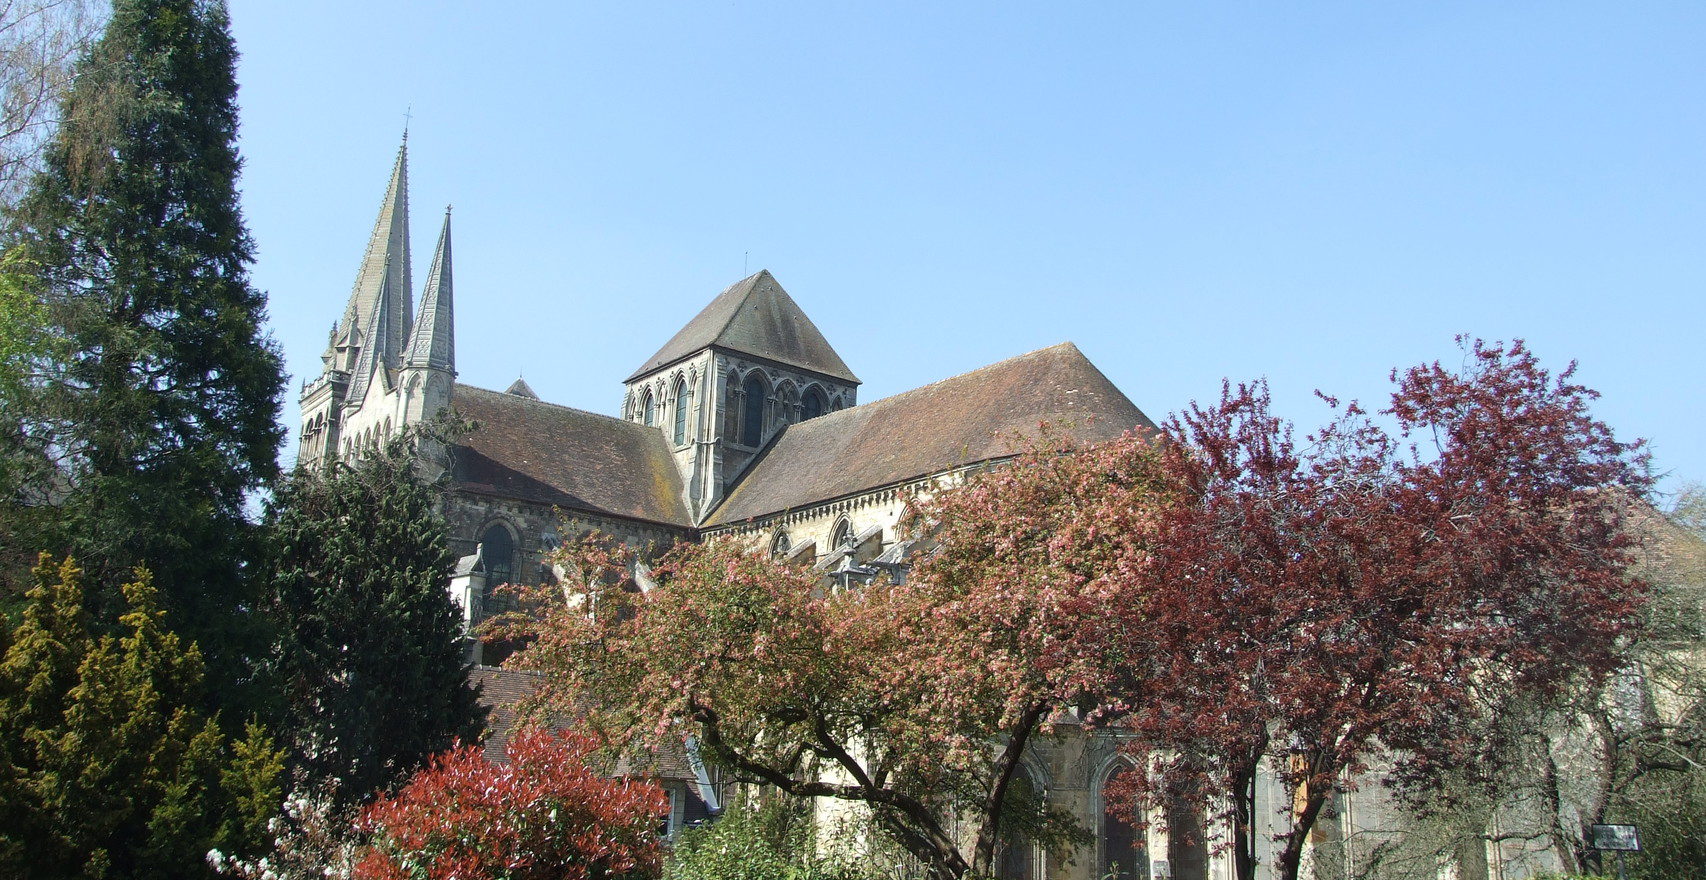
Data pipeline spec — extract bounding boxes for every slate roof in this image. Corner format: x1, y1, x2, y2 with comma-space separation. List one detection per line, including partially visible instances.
449, 383, 692, 527
706, 343, 1155, 526
627, 270, 859, 383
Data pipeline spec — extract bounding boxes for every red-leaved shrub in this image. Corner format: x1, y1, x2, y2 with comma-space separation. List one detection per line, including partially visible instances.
355, 728, 667, 880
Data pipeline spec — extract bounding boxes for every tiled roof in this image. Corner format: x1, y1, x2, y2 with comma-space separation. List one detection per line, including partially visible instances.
470, 665, 542, 762
706, 343, 1155, 526
469, 666, 696, 780
627, 271, 859, 383
449, 384, 692, 527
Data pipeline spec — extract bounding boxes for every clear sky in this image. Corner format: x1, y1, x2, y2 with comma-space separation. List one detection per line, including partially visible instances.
227, 2, 1705, 494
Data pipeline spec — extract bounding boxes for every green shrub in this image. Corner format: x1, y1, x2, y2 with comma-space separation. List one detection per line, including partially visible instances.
664, 794, 889, 880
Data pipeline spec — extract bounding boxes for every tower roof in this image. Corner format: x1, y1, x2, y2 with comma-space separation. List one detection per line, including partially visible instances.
627, 270, 858, 383
404, 209, 454, 372
338, 140, 413, 369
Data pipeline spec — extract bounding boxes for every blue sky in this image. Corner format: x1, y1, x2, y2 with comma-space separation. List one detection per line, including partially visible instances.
228, 2, 1705, 494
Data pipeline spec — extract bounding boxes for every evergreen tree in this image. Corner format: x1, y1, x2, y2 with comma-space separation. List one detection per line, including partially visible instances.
266, 432, 484, 804
4, 0, 283, 695
0, 556, 284, 879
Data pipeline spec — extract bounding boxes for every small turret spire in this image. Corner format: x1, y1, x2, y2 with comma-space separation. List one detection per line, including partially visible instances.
404, 207, 455, 373
346, 259, 395, 404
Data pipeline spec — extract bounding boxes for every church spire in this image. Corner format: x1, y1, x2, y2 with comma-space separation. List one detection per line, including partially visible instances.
404, 208, 455, 373
338, 138, 413, 370
345, 259, 394, 405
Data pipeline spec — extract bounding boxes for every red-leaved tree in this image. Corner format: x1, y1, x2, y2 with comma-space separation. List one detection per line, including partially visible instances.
1107, 339, 1652, 880
354, 729, 667, 880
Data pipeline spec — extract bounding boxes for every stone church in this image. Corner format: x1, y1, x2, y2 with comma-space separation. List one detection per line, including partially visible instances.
298, 142, 1385, 880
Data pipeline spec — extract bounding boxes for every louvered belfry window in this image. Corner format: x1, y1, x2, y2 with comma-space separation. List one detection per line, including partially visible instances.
742, 374, 766, 445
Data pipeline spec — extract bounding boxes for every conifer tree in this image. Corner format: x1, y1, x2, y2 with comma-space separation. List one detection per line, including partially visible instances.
266, 433, 484, 804
0, 556, 284, 879
4, 0, 284, 694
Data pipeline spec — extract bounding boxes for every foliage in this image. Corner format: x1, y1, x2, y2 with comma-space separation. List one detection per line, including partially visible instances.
1, 0, 284, 704
1104, 338, 1653, 880
499, 429, 1159, 880
0, 0, 101, 202
1320, 486, 1706, 880
0, 248, 50, 393
665, 793, 889, 880
1617, 768, 1706, 880
265, 429, 484, 805
354, 727, 667, 880
0, 555, 283, 879
498, 337, 1646, 880
209, 773, 363, 880
1668, 481, 1706, 538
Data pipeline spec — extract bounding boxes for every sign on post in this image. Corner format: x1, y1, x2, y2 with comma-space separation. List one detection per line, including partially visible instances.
1587, 824, 1641, 852
1587, 824, 1640, 880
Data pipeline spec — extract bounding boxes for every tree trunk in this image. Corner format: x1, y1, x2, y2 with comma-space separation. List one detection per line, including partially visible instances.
1272, 782, 1329, 880
1231, 760, 1259, 880
970, 702, 1051, 878
1453, 834, 1490, 880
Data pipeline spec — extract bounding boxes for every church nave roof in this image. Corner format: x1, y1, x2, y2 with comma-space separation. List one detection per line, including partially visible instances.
449, 383, 693, 527
705, 342, 1155, 526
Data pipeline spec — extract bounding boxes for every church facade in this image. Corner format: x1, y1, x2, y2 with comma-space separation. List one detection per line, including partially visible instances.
298, 143, 1404, 880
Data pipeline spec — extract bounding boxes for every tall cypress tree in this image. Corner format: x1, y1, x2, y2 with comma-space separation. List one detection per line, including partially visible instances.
266, 433, 484, 803
9, 0, 283, 697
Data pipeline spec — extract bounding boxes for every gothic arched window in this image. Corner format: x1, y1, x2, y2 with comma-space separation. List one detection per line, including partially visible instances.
673, 377, 691, 446
771, 530, 791, 559
642, 389, 657, 427
801, 387, 826, 421
742, 373, 767, 446
997, 771, 1042, 880
480, 524, 515, 589
1099, 761, 1148, 880
831, 518, 853, 551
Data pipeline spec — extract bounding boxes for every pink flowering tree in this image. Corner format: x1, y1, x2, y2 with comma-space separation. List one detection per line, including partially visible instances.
496, 428, 1166, 880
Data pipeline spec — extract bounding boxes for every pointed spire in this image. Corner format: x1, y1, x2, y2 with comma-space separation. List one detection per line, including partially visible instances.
404, 207, 454, 373
337, 139, 413, 370
346, 260, 395, 404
